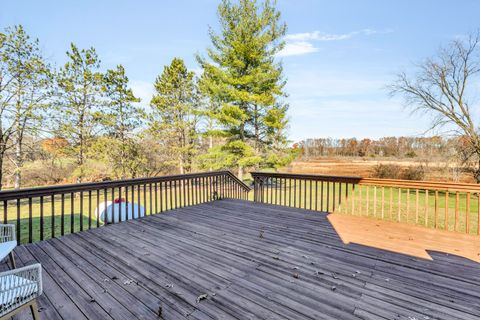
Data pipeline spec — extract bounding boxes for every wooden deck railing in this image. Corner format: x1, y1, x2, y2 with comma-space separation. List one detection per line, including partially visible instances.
0, 171, 250, 244
251, 171, 480, 236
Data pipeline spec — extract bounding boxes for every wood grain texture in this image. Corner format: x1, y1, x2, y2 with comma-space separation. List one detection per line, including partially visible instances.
4, 199, 480, 320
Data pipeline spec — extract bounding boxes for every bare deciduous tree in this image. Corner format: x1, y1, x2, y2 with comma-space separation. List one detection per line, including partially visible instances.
390, 32, 480, 182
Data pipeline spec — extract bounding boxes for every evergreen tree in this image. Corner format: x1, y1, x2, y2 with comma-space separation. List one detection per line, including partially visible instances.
0, 25, 51, 189
54, 43, 104, 182
150, 58, 199, 174
197, 0, 289, 179
102, 64, 144, 178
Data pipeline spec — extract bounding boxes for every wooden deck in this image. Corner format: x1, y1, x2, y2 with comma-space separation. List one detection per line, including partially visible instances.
7, 199, 480, 320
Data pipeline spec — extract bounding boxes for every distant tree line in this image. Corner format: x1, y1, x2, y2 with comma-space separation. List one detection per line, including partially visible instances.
0, 0, 293, 189
298, 136, 459, 159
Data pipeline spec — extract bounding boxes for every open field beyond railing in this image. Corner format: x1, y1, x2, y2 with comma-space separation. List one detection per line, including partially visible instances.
0, 171, 250, 244
252, 172, 480, 235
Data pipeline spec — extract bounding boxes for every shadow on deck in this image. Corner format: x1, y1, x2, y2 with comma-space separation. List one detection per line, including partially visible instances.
6, 199, 480, 320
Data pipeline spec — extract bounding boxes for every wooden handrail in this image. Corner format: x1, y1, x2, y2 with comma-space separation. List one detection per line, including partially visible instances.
0, 171, 250, 201
252, 172, 480, 192
251, 172, 362, 183
358, 177, 480, 193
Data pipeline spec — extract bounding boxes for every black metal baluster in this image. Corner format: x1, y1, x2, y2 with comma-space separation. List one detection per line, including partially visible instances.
169, 180, 173, 209
118, 187, 122, 223
51, 194, 55, 239
96, 189, 100, 227
204, 176, 208, 202
186, 178, 189, 206
143, 183, 146, 216
154, 183, 158, 213
104, 188, 108, 224
189, 178, 193, 206
125, 186, 129, 221
71, 192, 74, 233
40, 197, 44, 241
137, 185, 141, 217
195, 178, 199, 205
3, 200, 8, 224
293, 179, 297, 207
80, 191, 84, 230
160, 182, 164, 212
339, 183, 342, 208
3, 200, 6, 224
149, 184, 153, 214
175, 180, 179, 208
184, 179, 187, 205
28, 197, 33, 243
16, 199, 21, 244
88, 190, 92, 229
61, 194, 65, 236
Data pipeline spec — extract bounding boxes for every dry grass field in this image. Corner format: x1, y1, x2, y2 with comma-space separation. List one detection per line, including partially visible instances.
282, 157, 473, 182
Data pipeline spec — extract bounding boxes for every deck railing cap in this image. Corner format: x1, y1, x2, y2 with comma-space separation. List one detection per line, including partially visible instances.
0, 170, 250, 200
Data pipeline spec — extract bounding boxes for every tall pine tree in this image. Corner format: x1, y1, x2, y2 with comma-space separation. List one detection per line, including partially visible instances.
150, 58, 199, 174
54, 44, 104, 182
0, 25, 51, 189
197, 0, 289, 179
102, 64, 144, 179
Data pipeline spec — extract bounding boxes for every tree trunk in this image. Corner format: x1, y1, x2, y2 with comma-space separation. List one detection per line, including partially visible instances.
78, 111, 85, 183
14, 99, 22, 189
179, 162, 185, 174
254, 104, 259, 152
0, 149, 4, 190
209, 135, 213, 172
14, 138, 21, 189
238, 165, 243, 181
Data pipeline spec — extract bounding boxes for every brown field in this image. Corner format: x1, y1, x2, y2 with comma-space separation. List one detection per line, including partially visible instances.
282, 157, 474, 183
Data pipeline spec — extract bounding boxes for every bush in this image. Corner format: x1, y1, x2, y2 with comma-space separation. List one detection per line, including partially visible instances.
371, 164, 425, 180
70, 160, 112, 182
405, 151, 417, 158
371, 164, 402, 179
400, 165, 425, 180
21, 159, 76, 186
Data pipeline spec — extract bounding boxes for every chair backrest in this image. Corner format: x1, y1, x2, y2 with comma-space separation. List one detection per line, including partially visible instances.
0, 263, 42, 316
0, 224, 15, 243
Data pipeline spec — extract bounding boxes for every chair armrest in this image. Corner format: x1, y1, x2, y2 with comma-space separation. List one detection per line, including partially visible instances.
0, 263, 43, 296
0, 224, 15, 243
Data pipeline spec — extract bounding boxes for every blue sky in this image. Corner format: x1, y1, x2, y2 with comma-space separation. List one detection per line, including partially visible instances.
2, 0, 480, 142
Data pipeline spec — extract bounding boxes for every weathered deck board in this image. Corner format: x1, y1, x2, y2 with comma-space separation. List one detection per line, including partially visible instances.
7, 199, 480, 319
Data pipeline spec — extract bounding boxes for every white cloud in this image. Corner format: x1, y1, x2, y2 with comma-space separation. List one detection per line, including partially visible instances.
279, 28, 393, 57
130, 80, 155, 106
277, 41, 319, 57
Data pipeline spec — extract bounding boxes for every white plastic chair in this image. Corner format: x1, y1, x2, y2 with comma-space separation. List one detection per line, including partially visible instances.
0, 263, 42, 319
0, 225, 16, 269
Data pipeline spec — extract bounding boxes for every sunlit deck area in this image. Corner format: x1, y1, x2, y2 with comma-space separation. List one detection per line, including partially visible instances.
6, 199, 480, 320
